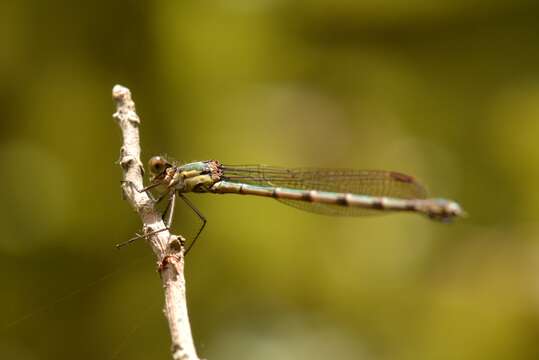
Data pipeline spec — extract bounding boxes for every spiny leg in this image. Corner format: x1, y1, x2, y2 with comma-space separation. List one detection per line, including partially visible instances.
115, 227, 170, 249
116, 191, 173, 250
120, 189, 175, 250
156, 192, 205, 255
178, 194, 207, 255
120, 180, 161, 193
163, 190, 177, 228
119, 179, 202, 253
120, 180, 162, 203
118, 181, 172, 248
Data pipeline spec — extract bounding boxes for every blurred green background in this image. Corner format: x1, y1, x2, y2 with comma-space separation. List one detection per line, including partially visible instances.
2, 1, 539, 359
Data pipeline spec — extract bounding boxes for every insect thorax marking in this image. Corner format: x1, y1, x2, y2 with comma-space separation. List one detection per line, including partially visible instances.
182, 173, 215, 193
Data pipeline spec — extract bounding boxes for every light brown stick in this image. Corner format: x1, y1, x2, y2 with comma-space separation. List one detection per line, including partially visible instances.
112, 85, 200, 360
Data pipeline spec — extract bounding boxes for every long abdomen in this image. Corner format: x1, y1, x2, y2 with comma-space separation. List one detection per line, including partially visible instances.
210, 181, 462, 221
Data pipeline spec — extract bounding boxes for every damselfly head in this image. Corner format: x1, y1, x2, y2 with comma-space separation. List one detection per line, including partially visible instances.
148, 156, 172, 176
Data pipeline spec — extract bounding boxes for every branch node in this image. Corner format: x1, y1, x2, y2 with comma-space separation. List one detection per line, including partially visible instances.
168, 235, 185, 253
158, 255, 181, 275
158, 235, 186, 275
119, 153, 144, 172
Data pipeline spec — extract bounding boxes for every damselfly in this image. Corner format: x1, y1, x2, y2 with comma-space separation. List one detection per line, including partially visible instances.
123, 156, 464, 253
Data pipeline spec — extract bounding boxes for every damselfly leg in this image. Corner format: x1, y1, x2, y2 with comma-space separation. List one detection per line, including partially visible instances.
115, 227, 170, 249
117, 180, 173, 249
178, 194, 207, 255
120, 180, 161, 194
118, 180, 207, 254
161, 190, 176, 228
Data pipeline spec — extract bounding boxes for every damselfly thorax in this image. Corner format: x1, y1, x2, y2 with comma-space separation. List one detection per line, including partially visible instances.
148, 157, 222, 193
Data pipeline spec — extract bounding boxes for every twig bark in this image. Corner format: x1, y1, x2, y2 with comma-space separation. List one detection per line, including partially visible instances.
112, 85, 200, 360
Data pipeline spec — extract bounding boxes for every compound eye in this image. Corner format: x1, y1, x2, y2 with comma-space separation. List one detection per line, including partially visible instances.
148, 156, 169, 175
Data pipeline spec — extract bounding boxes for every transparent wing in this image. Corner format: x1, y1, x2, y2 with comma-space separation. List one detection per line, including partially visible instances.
221, 165, 428, 216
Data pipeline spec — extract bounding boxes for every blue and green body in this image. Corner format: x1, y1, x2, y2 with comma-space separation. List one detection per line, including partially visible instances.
147, 156, 463, 221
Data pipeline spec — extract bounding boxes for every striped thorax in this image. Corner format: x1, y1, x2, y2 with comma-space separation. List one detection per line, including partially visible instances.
148, 156, 221, 193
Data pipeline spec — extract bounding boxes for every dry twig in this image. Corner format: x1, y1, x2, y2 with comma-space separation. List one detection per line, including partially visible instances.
112, 85, 200, 360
